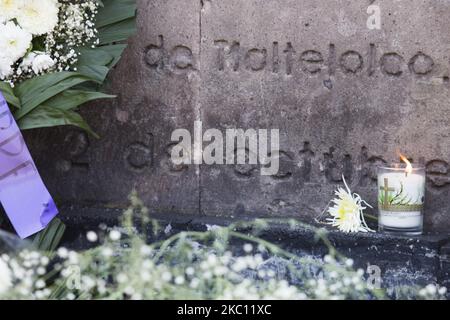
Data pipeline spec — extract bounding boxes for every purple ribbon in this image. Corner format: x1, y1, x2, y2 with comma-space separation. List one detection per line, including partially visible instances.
0, 92, 58, 238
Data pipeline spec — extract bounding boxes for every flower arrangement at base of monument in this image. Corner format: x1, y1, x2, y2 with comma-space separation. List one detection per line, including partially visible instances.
0, 0, 136, 133
0, 0, 137, 241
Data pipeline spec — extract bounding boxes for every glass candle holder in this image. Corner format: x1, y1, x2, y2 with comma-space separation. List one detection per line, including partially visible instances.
377, 164, 425, 235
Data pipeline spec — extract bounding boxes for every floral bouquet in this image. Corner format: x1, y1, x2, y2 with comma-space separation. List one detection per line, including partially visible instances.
0, 0, 136, 133
0, 0, 136, 242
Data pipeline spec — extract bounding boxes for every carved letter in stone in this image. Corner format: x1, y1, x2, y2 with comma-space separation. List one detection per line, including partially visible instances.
300, 50, 324, 74
380, 52, 404, 76
245, 48, 267, 71
409, 52, 434, 75
299, 142, 315, 183
324, 147, 353, 182
340, 51, 364, 73
144, 35, 165, 71
214, 40, 240, 71
124, 133, 154, 172
170, 45, 195, 71
283, 42, 296, 75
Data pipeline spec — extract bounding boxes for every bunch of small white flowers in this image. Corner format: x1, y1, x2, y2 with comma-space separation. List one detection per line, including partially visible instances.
305, 255, 369, 299
419, 284, 447, 300
45, 0, 99, 73
1, 227, 448, 300
0, 0, 99, 85
0, 254, 13, 296
0, 251, 51, 299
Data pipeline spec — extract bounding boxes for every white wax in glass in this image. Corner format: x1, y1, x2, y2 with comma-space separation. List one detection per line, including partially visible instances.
378, 172, 425, 229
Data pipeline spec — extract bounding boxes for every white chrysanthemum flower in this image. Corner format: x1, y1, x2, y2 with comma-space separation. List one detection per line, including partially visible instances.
0, 258, 12, 295
0, 57, 13, 79
20, 51, 37, 68
327, 176, 373, 233
20, 51, 54, 74
16, 0, 59, 35
31, 53, 55, 74
0, 21, 32, 62
0, 0, 25, 22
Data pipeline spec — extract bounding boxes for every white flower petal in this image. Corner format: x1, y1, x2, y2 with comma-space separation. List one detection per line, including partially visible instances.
0, 22, 32, 63
16, 0, 59, 35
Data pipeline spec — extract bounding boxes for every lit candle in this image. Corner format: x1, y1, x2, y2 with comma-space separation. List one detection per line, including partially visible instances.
377, 154, 425, 235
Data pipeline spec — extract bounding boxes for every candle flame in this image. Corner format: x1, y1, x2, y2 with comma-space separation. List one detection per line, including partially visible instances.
399, 152, 413, 176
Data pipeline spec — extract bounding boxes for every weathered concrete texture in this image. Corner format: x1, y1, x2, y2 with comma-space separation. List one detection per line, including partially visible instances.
199, 0, 450, 231
26, 0, 450, 231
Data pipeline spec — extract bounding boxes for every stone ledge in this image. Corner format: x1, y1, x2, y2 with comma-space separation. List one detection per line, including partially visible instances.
59, 206, 450, 293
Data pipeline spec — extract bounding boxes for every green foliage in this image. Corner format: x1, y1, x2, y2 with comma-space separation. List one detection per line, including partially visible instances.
31, 218, 66, 252
1, 0, 137, 135
0, 82, 20, 108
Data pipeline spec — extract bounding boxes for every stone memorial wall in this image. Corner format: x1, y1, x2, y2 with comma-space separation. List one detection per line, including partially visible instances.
27, 0, 450, 231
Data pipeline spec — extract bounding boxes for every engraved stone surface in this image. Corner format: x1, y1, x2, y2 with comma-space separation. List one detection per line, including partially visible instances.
26, 0, 450, 231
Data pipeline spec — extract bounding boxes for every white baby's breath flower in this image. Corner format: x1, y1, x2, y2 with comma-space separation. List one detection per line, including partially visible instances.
16, 0, 59, 35
116, 273, 128, 284
243, 243, 253, 253
109, 230, 121, 241
174, 276, 185, 285
185, 267, 195, 276
124, 286, 134, 296
66, 293, 76, 300
0, 0, 24, 21
35, 279, 46, 289
161, 271, 172, 282
57, 247, 69, 259
37, 267, 46, 276
190, 278, 200, 289
0, 258, 12, 295
0, 21, 32, 62
326, 175, 373, 233
101, 247, 113, 257
426, 284, 437, 295
140, 245, 152, 256
86, 231, 98, 242
141, 271, 151, 282
345, 258, 354, 267
40, 256, 49, 266
20, 52, 36, 68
